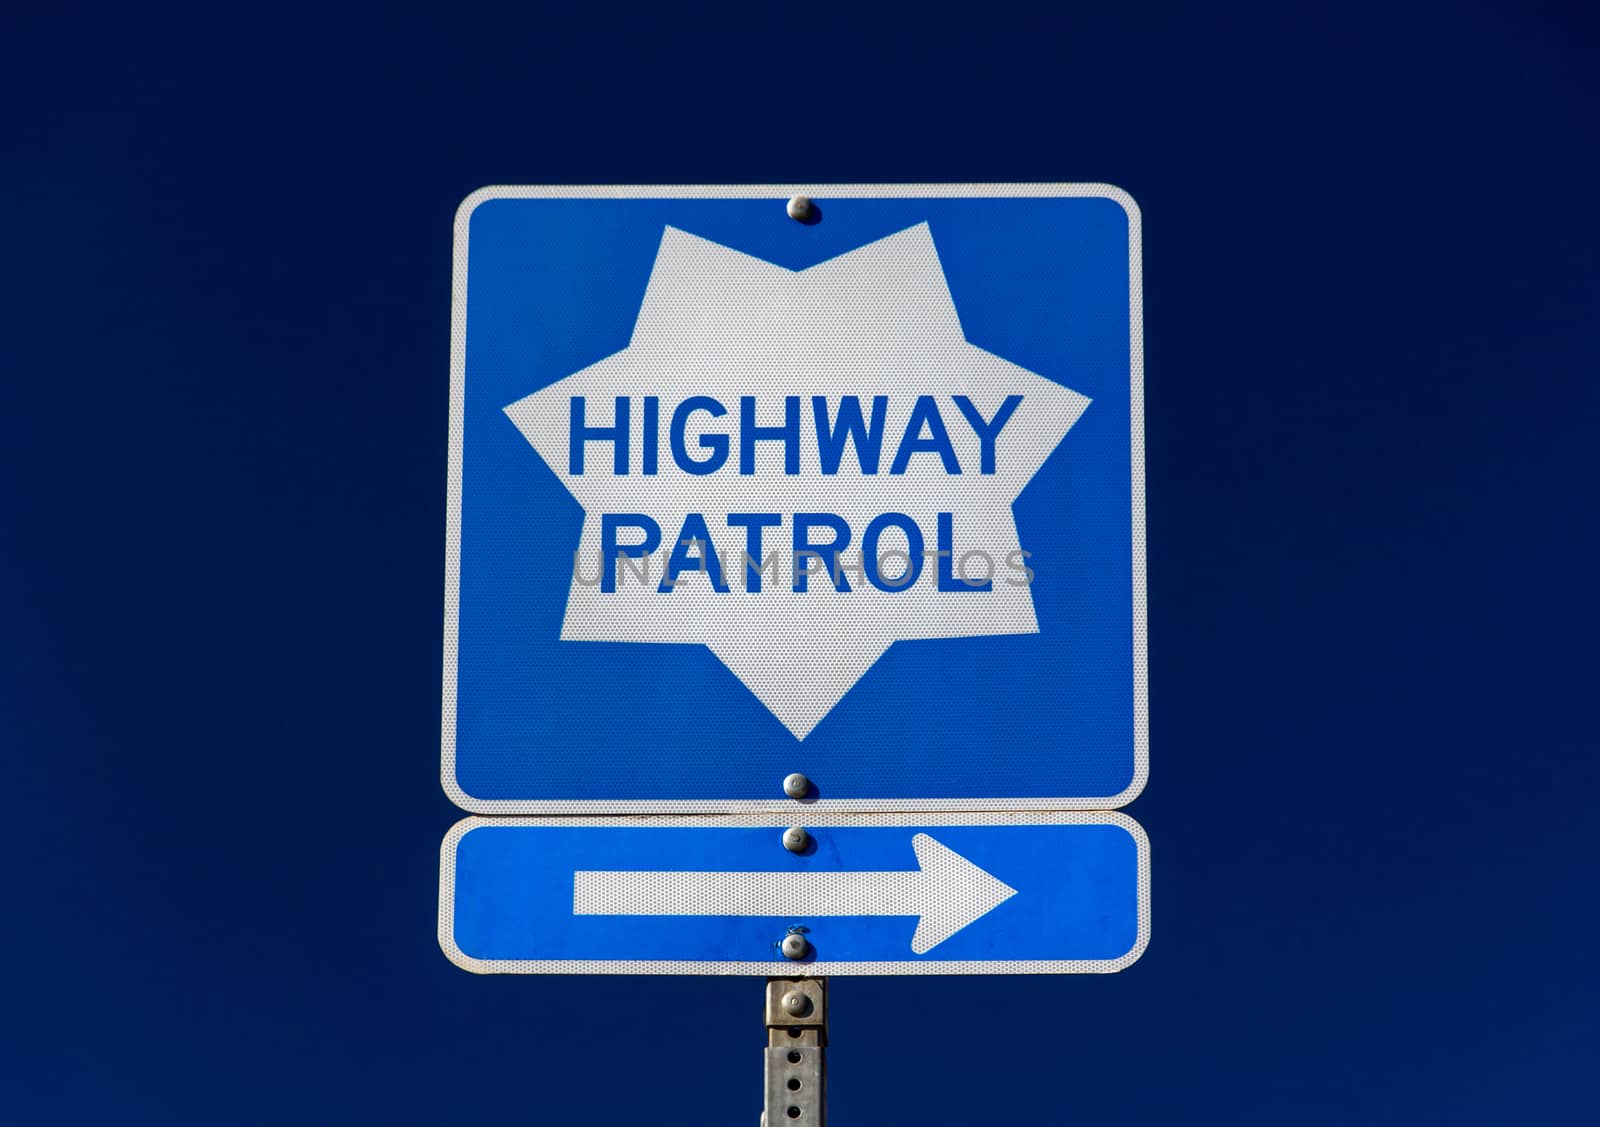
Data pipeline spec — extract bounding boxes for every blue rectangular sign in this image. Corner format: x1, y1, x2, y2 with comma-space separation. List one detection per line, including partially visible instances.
444, 184, 1145, 813
440, 813, 1148, 975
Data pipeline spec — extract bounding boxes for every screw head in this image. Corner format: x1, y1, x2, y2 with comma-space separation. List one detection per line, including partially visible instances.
782, 826, 810, 853
786, 195, 813, 221
782, 990, 812, 1016
781, 933, 810, 960
782, 773, 811, 799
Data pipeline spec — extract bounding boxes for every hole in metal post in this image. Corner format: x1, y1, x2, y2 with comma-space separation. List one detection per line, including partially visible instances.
788, 1027, 802, 1038
786, 1108, 801, 1119
787, 1050, 802, 1063
787, 1078, 801, 1091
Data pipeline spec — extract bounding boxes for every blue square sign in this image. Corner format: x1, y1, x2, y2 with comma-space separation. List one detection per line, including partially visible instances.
443, 185, 1145, 813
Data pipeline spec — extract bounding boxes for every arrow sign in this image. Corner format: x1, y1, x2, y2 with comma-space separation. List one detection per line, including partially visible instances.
442, 814, 1148, 974
574, 833, 1019, 953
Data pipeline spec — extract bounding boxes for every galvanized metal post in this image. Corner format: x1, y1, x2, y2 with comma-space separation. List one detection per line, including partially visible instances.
763, 976, 826, 1126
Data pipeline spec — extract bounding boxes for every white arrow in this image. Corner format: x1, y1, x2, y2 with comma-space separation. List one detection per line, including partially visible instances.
573, 833, 1018, 954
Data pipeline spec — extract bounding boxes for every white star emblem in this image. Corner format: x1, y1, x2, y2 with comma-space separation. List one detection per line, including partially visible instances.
504, 222, 1089, 738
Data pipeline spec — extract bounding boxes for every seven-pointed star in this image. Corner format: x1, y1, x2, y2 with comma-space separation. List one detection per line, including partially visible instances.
504, 222, 1090, 739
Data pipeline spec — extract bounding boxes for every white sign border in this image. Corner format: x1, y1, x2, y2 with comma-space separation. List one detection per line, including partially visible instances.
443, 183, 1146, 814
439, 811, 1150, 976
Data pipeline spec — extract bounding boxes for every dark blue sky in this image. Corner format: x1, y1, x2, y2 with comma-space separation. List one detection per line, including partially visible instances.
5, 2, 1597, 1123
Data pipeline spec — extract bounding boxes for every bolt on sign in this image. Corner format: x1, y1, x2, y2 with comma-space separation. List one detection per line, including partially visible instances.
440, 185, 1148, 974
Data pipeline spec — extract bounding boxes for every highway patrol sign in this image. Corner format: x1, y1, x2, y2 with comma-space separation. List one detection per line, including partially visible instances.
443, 184, 1146, 814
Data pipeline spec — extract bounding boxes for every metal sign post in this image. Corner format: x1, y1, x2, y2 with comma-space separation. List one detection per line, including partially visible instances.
763, 977, 826, 1126
437, 184, 1148, 1123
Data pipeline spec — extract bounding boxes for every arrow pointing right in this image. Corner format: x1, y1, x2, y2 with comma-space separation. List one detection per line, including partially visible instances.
573, 833, 1019, 953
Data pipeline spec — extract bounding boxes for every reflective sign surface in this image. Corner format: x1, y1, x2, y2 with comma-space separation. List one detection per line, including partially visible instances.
445, 185, 1144, 812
